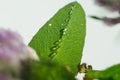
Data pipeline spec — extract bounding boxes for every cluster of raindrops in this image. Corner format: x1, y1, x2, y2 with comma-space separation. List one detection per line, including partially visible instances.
49, 3, 76, 58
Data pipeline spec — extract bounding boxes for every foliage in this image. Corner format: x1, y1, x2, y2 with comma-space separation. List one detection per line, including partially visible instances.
29, 1, 86, 73
0, 1, 120, 80
27, 59, 76, 80
85, 64, 120, 80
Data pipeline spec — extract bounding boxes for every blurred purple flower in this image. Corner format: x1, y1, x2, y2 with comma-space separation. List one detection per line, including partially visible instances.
0, 28, 38, 80
90, 16, 120, 25
102, 17, 120, 25
95, 0, 120, 12
91, 0, 120, 25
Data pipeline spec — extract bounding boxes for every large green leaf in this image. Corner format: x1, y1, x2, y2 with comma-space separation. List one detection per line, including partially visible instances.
85, 64, 120, 80
29, 1, 86, 73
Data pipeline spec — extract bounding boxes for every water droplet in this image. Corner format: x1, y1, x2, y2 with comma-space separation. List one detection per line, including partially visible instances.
54, 41, 59, 45
48, 23, 52, 26
50, 52, 57, 58
65, 17, 70, 22
61, 24, 64, 26
56, 45, 60, 49
63, 32, 66, 35
63, 28, 67, 35
51, 47, 57, 51
58, 39, 62, 43
49, 52, 56, 57
71, 6, 75, 10
53, 52, 57, 55
69, 10, 73, 15
54, 40, 62, 46
63, 28, 67, 32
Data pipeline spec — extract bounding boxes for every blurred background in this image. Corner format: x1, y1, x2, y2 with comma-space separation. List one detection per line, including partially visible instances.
0, 0, 120, 70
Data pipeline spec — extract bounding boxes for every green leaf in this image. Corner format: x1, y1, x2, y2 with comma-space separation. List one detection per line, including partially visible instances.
28, 60, 76, 80
29, 1, 86, 73
85, 64, 120, 80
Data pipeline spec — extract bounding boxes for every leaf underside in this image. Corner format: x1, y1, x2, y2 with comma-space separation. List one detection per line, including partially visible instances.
29, 1, 86, 73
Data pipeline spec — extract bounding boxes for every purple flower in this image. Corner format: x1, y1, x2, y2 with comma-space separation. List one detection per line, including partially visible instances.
102, 17, 120, 25
0, 73, 21, 80
90, 16, 120, 25
95, 0, 120, 12
0, 28, 38, 80
91, 0, 120, 25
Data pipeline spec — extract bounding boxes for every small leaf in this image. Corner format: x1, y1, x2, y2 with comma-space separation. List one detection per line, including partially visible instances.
29, 1, 86, 73
85, 64, 120, 80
